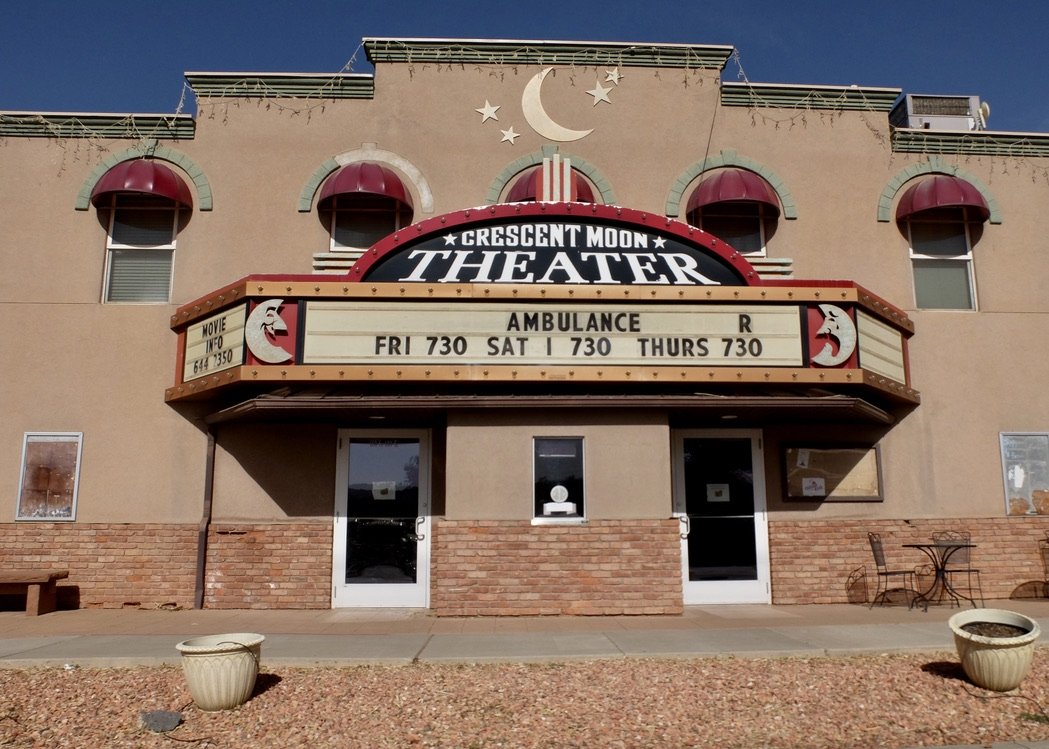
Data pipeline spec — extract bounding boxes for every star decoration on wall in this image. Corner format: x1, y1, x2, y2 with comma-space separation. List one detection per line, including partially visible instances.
474, 65, 628, 144
653, 237, 667, 249
475, 100, 500, 122
586, 81, 612, 106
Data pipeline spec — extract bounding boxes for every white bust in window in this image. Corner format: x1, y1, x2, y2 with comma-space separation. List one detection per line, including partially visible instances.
543, 484, 576, 516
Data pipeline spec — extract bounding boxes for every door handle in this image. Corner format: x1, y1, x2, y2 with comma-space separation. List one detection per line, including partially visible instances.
408, 516, 426, 542
676, 513, 691, 539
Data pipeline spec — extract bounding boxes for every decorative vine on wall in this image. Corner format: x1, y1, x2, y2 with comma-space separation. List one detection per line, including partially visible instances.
6, 38, 1049, 191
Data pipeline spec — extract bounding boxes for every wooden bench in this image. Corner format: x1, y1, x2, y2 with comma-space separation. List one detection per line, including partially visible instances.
0, 570, 69, 615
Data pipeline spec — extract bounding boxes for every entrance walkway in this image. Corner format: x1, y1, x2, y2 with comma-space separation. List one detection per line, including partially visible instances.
2, 599, 1047, 668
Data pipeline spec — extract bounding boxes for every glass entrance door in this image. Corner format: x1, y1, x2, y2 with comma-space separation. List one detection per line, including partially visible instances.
332, 430, 430, 607
672, 430, 770, 604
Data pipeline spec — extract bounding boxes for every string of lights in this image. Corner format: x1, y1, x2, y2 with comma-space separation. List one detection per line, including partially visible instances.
5, 40, 1049, 184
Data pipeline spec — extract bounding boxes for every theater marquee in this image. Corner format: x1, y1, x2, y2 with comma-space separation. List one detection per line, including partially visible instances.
166, 203, 918, 405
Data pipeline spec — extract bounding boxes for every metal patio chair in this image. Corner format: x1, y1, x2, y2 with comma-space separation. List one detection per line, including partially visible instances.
845, 565, 869, 605
931, 529, 985, 607
867, 532, 916, 608
1040, 533, 1049, 598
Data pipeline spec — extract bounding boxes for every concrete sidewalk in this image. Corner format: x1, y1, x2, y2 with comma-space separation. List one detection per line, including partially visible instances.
2, 598, 1048, 668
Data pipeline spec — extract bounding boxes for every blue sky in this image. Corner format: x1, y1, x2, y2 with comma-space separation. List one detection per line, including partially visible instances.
3, 1, 1046, 133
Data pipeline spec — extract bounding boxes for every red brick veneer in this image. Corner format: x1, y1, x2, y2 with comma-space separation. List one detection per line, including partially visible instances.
430, 519, 683, 616
6, 518, 1045, 611
769, 518, 1049, 604
0, 521, 333, 610
0, 523, 197, 608
204, 523, 332, 609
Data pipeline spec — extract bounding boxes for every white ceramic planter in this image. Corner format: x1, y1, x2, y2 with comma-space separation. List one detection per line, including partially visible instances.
175, 633, 265, 711
948, 609, 1040, 692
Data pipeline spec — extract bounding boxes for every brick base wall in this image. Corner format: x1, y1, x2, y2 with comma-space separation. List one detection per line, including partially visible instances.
0, 523, 197, 608
431, 519, 683, 616
204, 523, 332, 609
0, 521, 333, 610
769, 518, 1049, 604
5, 517, 1046, 611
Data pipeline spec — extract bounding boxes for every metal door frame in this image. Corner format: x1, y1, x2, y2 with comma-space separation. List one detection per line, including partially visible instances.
671, 429, 770, 604
332, 429, 431, 608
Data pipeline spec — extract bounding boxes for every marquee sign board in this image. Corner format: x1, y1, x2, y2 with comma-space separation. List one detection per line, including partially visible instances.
167, 204, 917, 405
182, 304, 246, 382
302, 301, 804, 368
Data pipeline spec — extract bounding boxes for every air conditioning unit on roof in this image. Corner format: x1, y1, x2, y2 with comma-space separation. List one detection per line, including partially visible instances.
889, 94, 989, 131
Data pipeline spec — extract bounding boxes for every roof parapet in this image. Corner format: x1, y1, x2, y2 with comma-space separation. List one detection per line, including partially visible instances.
185, 73, 375, 100
721, 81, 902, 112
363, 37, 734, 69
0, 112, 194, 139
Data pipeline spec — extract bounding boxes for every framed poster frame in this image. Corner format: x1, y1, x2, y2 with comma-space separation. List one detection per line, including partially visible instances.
16, 432, 83, 521
783, 445, 882, 502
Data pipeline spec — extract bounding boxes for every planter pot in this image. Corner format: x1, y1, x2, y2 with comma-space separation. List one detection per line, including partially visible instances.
175, 633, 265, 711
948, 608, 1040, 691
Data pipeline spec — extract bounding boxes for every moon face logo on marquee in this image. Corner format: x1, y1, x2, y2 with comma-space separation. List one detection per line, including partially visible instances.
522, 67, 594, 142
811, 304, 857, 367
245, 299, 293, 363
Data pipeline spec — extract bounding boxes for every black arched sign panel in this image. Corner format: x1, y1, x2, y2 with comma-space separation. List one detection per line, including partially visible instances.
350, 203, 758, 287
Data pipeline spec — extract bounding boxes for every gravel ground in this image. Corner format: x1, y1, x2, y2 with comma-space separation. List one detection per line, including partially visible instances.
2, 651, 1049, 748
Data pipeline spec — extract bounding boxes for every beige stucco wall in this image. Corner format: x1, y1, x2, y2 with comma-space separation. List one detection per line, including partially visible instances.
445, 410, 671, 520
210, 423, 338, 521
5, 49, 1049, 531
0, 287, 207, 524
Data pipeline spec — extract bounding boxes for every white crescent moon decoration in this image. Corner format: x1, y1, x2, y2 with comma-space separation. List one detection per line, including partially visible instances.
522, 68, 594, 142
811, 304, 857, 367
246, 299, 293, 364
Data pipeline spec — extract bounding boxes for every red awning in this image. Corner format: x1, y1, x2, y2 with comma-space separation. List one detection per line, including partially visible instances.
318, 162, 413, 209
686, 168, 780, 216
505, 166, 595, 203
90, 159, 193, 209
895, 175, 990, 222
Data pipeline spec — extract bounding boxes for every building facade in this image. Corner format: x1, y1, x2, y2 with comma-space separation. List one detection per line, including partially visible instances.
4, 38, 1049, 614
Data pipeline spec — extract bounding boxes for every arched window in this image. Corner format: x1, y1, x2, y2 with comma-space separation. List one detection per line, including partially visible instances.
90, 160, 192, 303
685, 168, 780, 256
317, 162, 414, 256
503, 165, 597, 203
896, 175, 990, 310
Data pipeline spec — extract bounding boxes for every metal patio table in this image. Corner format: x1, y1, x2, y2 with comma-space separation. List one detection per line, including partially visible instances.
903, 541, 977, 611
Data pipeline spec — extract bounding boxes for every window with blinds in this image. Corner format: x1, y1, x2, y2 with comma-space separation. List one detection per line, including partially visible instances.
326, 195, 411, 251
697, 203, 768, 257
906, 208, 977, 310
103, 195, 178, 303
688, 202, 771, 257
